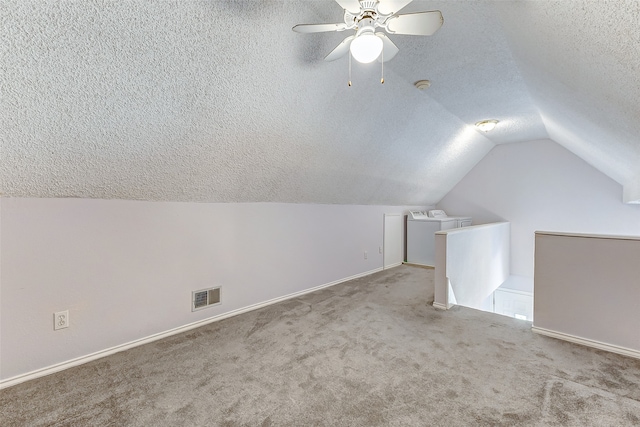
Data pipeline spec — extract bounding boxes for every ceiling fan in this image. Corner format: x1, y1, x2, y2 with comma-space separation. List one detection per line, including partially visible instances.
293, 0, 443, 64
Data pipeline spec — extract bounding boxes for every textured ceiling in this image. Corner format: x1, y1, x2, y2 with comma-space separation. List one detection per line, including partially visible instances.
1, 1, 638, 204
495, 1, 640, 203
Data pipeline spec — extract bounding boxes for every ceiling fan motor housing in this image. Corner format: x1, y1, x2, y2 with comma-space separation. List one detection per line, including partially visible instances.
361, 1, 378, 10
356, 17, 376, 35
345, 1, 383, 27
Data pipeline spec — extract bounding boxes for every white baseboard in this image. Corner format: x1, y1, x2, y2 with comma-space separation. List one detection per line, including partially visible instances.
1, 267, 384, 390
432, 302, 448, 310
532, 326, 640, 360
494, 288, 533, 297
402, 262, 435, 269
383, 262, 403, 269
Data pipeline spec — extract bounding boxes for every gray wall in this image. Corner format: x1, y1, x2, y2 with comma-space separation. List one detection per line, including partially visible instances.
0, 199, 427, 381
437, 139, 640, 287
534, 231, 640, 355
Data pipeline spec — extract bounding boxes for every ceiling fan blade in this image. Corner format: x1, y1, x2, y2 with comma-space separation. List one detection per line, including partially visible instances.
292, 23, 347, 33
334, 0, 362, 14
324, 36, 355, 61
377, 0, 413, 15
386, 11, 443, 36
376, 33, 399, 62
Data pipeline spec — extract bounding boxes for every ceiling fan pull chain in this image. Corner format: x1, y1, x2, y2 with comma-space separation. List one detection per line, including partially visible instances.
381, 48, 384, 84
348, 53, 352, 87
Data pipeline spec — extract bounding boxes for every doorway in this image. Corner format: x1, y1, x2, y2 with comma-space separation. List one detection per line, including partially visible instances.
383, 214, 403, 269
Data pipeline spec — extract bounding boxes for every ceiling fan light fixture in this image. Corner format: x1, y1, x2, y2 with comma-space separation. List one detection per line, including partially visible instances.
350, 32, 383, 63
475, 119, 499, 132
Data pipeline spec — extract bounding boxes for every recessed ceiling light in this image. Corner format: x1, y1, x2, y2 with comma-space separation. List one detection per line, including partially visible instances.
475, 119, 499, 132
414, 80, 431, 90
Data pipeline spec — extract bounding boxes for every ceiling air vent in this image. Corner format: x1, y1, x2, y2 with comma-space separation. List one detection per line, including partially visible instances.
192, 287, 221, 312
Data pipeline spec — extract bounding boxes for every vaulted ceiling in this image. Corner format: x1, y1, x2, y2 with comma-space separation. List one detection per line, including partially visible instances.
2, 1, 639, 204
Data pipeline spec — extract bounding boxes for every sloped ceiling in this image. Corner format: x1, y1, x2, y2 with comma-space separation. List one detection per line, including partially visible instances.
495, 1, 640, 203
1, 1, 638, 204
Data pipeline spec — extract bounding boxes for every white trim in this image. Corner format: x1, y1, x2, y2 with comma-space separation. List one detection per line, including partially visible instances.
432, 301, 448, 310
0, 267, 383, 390
402, 262, 435, 269
435, 221, 509, 235
532, 326, 640, 360
494, 288, 533, 297
383, 261, 402, 270
535, 230, 640, 241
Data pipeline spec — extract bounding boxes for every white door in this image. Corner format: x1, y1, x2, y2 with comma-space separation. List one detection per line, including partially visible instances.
383, 214, 403, 269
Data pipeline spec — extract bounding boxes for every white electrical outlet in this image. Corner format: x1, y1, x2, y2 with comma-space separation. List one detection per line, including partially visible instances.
364, 251, 368, 259
54, 310, 69, 330
379, 246, 382, 254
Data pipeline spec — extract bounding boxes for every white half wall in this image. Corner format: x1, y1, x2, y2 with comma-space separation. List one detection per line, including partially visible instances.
0, 198, 424, 383
434, 222, 510, 311
534, 231, 640, 357
437, 139, 640, 287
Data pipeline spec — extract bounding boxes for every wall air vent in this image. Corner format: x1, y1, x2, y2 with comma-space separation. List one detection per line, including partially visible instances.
192, 287, 221, 312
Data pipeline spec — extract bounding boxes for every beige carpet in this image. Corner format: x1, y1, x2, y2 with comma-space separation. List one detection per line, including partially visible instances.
2, 265, 639, 426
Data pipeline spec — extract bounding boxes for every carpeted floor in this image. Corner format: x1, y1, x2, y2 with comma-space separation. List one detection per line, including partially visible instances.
2, 265, 639, 426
